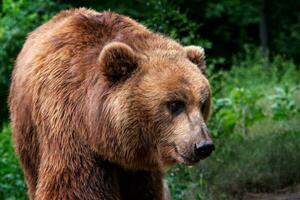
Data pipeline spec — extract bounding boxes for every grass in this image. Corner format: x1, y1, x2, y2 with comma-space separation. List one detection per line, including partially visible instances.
210, 120, 300, 199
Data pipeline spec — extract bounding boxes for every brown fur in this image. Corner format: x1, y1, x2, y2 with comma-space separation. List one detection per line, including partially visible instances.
9, 8, 212, 200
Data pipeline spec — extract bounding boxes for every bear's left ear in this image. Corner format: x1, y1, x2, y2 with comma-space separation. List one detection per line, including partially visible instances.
184, 45, 206, 74
98, 42, 138, 83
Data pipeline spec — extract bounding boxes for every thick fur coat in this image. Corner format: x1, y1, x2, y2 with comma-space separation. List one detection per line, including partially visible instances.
9, 8, 212, 200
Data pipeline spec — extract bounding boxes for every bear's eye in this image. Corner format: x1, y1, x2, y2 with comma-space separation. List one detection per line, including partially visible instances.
167, 100, 186, 116
200, 101, 206, 113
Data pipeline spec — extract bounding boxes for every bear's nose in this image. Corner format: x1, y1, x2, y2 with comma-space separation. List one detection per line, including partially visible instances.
194, 140, 215, 160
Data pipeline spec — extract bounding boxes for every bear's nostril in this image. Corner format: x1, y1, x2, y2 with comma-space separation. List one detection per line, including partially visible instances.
194, 141, 215, 159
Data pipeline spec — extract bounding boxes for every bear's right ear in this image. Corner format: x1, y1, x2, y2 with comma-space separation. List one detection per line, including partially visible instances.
184, 45, 206, 75
99, 42, 138, 83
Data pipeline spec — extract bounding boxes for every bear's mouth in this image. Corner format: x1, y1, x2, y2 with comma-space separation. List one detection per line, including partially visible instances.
172, 143, 200, 165
178, 153, 200, 165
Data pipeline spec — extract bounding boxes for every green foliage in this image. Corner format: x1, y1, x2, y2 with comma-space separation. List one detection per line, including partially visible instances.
0, 124, 27, 200
167, 165, 209, 200
267, 0, 300, 63
211, 87, 264, 137
205, 1, 259, 25
142, 0, 211, 48
270, 85, 300, 120
208, 48, 300, 138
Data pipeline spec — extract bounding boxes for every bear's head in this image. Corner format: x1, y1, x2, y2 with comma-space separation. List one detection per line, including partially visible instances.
89, 39, 214, 171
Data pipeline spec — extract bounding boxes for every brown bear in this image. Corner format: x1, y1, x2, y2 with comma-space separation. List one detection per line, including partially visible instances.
9, 8, 214, 200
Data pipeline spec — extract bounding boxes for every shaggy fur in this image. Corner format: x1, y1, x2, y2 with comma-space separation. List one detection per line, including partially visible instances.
9, 8, 212, 200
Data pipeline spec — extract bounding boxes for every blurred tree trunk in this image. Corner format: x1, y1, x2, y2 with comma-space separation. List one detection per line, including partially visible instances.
260, 0, 269, 64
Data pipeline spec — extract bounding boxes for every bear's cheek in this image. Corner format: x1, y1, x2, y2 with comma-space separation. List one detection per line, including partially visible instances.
157, 143, 181, 171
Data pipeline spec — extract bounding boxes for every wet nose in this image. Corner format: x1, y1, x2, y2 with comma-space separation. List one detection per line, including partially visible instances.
194, 140, 215, 159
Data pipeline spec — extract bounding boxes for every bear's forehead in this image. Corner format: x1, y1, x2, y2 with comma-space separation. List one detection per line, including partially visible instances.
138, 59, 209, 103
140, 48, 192, 69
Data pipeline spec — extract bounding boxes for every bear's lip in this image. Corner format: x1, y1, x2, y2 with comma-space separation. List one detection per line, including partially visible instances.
172, 144, 200, 165
178, 153, 200, 165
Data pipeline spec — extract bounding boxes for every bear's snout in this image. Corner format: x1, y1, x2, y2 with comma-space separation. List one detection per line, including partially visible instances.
194, 140, 215, 160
